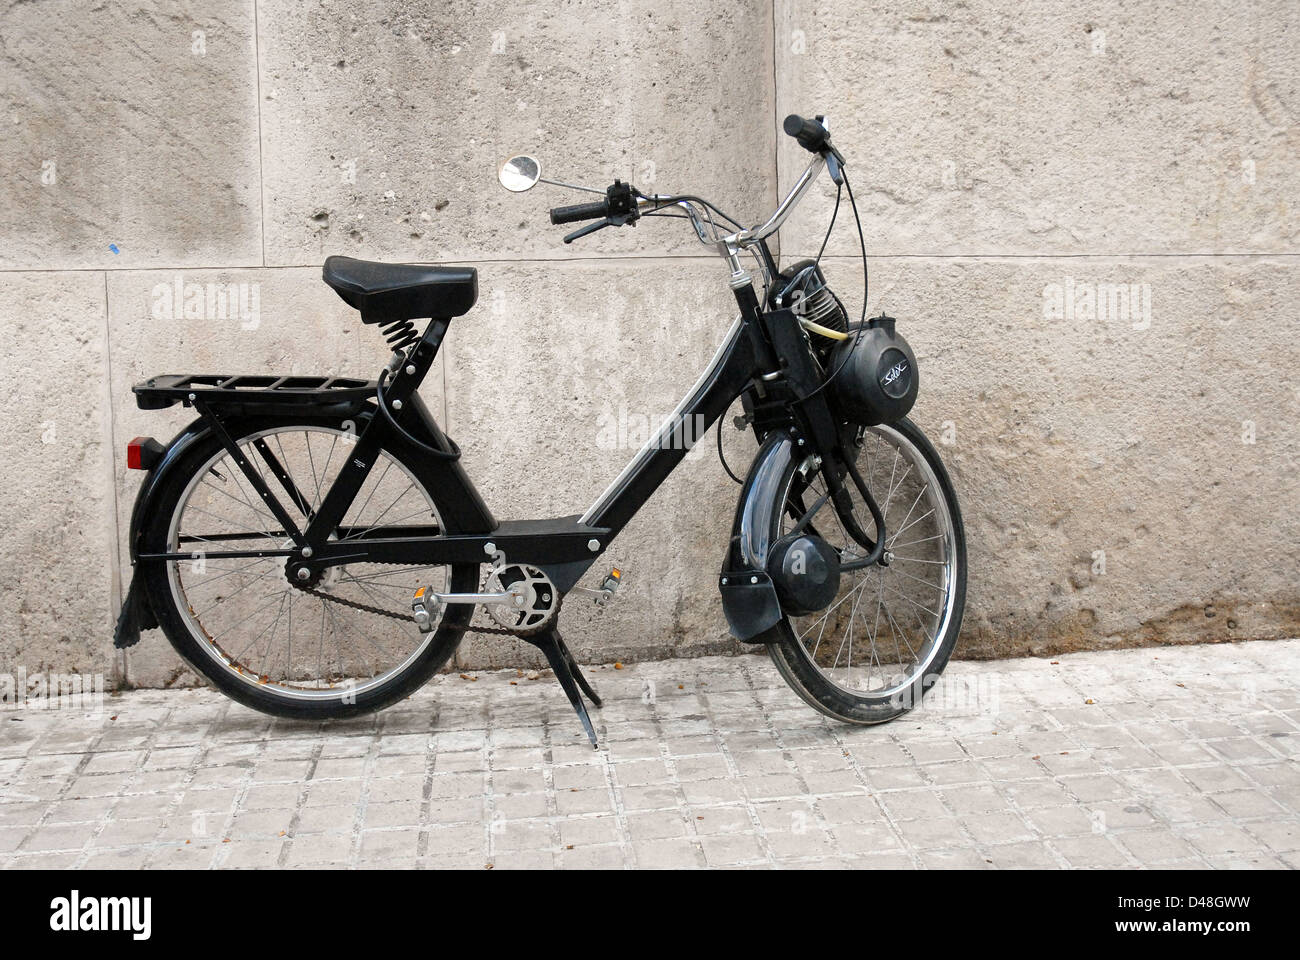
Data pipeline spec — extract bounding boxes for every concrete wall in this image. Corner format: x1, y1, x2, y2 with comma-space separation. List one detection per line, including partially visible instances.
1, 1, 1296, 688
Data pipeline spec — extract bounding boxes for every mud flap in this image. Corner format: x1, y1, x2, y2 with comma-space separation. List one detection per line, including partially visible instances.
113, 570, 157, 649
719, 570, 784, 642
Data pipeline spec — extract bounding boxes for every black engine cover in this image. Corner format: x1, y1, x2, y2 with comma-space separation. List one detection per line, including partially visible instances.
827, 314, 919, 426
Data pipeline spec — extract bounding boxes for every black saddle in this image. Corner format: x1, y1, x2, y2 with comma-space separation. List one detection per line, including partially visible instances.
322, 256, 478, 324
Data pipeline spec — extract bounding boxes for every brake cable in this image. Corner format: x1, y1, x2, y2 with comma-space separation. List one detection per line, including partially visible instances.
715, 402, 744, 485
796, 166, 870, 403
375, 367, 461, 459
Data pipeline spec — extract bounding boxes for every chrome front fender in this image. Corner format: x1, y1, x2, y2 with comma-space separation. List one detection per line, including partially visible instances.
718, 433, 798, 642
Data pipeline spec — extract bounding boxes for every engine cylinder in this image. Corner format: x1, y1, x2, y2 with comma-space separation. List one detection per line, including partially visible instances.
776, 260, 848, 361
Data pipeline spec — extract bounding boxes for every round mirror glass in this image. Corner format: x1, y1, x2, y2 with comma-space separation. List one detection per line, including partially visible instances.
499, 155, 541, 192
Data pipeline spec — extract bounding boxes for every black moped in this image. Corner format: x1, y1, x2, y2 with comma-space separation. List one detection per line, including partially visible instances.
116, 115, 966, 746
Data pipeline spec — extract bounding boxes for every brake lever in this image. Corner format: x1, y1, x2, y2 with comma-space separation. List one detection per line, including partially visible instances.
563, 219, 611, 244
826, 151, 845, 186
812, 114, 846, 185
563, 199, 640, 244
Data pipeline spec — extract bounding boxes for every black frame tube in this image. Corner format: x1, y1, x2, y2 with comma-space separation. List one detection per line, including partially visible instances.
143, 282, 827, 578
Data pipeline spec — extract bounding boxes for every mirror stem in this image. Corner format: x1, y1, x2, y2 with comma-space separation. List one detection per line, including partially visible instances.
538, 177, 605, 195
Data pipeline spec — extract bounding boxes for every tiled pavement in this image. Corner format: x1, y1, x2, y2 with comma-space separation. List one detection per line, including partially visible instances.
1, 639, 1297, 869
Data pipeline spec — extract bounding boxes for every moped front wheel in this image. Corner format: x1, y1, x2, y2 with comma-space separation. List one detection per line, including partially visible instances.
766, 417, 967, 724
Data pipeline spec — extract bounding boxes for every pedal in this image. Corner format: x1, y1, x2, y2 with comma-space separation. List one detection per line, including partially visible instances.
599, 567, 623, 599
572, 567, 623, 607
411, 585, 439, 631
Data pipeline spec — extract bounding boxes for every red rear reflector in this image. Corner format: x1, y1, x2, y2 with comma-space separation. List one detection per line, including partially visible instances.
127, 437, 160, 470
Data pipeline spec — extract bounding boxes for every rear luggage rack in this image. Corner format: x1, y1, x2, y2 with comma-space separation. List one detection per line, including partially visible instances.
134, 374, 376, 411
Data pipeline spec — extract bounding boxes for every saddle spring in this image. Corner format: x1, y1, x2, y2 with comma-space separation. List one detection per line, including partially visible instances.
378, 317, 421, 354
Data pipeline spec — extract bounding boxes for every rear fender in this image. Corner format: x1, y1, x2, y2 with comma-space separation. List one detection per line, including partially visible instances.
115, 404, 494, 649
125, 403, 494, 562
115, 417, 214, 648
126, 417, 215, 562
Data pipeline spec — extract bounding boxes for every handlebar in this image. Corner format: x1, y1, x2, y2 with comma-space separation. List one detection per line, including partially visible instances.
542, 115, 839, 259
728, 153, 826, 250
783, 113, 829, 153
550, 199, 610, 225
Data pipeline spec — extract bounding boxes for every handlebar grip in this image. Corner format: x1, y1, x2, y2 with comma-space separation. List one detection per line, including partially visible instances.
783, 113, 829, 153
550, 200, 611, 225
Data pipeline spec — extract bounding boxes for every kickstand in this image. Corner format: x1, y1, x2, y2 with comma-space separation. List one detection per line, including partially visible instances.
522, 628, 603, 748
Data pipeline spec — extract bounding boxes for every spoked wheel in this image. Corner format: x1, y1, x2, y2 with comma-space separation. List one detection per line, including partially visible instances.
139, 417, 477, 719
767, 417, 966, 724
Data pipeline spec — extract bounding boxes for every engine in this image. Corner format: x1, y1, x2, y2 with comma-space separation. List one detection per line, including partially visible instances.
774, 259, 919, 427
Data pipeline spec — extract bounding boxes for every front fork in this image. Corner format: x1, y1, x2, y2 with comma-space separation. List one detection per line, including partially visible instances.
717, 292, 888, 640
752, 303, 886, 567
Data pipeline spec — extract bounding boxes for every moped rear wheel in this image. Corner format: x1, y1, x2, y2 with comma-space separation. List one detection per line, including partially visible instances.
139, 417, 478, 719
766, 417, 966, 724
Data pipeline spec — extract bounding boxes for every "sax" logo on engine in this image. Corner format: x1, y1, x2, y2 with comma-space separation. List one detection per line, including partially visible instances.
882, 359, 908, 386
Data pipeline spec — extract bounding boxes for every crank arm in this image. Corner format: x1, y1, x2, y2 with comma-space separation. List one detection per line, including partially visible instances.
412, 584, 526, 631
568, 567, 623, 606
427, 590, 516, 606
568, 586, 614, 605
